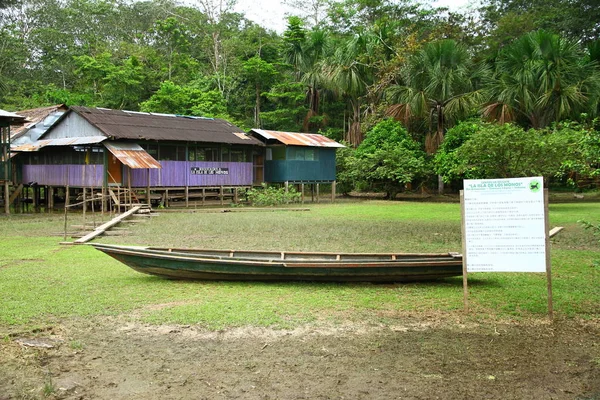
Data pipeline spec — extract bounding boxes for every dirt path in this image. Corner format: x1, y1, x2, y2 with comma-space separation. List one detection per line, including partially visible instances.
1, 317, 599, 400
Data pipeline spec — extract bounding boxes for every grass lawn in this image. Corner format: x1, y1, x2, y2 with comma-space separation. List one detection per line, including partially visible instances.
0, 200, 598, 332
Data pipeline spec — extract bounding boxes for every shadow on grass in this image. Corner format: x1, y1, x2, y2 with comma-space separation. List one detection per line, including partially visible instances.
126, 274, 503, 289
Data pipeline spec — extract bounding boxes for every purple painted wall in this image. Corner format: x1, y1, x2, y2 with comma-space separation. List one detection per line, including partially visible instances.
21, 161, 253, 187
129, 161, 253, 187
22, 164, 103, 187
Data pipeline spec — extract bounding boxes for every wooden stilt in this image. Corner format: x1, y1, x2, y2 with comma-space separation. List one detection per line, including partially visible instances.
331, 181, 336, 202
316, 183, 320, 203
220, 186, 224, 205
185, 186, 189, 208
48, 186, 54, 212
3, 181, 8, 214
234, 187, 238, 204
127, 168, 132, 208
202, 188, 206, 206
83, 187, 87, 220
91, 187, 96, 228
147, 169, 151, 206
101, 184, 106, 216
63, 201, 68, 242
301, 183, 305, 204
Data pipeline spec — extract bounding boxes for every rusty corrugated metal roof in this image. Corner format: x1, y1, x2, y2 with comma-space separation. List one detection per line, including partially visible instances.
104, 141, 161, 169
69, 107, 264, 146
249, 129, 345, 148
12, 136, 107, 152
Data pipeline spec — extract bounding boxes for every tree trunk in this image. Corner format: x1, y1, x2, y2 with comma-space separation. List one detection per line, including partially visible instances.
255, 84, 261, 128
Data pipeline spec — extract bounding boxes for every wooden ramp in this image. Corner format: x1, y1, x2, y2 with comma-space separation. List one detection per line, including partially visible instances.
73, 206, 143, 244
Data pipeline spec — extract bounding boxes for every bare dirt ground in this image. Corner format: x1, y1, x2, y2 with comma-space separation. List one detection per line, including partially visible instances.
1, 315, 598, 400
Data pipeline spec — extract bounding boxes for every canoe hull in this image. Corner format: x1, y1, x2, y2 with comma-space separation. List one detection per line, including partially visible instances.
93, 244, 463, 283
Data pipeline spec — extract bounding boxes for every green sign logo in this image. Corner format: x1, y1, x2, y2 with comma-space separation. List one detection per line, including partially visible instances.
529, 179, 541, 192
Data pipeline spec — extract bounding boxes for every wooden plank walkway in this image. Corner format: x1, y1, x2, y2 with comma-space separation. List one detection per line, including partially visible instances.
74, 206, 142, 244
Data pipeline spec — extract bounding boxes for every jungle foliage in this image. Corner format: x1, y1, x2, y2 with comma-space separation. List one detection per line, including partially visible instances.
1, 0, 600, 193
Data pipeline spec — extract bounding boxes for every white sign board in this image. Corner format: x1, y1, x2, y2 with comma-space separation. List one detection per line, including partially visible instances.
463, 177, 546, 272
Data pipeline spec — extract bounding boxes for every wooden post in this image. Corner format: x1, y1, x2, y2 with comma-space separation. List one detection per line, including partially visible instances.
146, 169, 151, 206
331, 181, 336, 203
48, 186, 54, 212
91, 187, 96, 228
202, 188, 206, 206
3, 181, 8, 214
460, 190, 469, 313
101, 184, 106, 216
311, 184, 314, 202
301, 183, 305, 204
316, 183, 320, 203
63, 202, 68, 241
544, 189, 553, 321
127, 168, 132, 208
65, 186, 70, 209
165, 189, 169, 208
32, 185, 37, 210
82, 165, 87, 215
83, 187, 87, 221
185, 185, 189, 208
234, 187, 238, 204
220, 185, 224, 205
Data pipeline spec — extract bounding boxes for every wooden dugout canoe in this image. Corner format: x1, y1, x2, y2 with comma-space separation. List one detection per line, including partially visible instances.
92, 243, 463, 282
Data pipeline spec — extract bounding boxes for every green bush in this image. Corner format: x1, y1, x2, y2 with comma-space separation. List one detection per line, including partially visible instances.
339, 119, 429, 198
246, 184, 301, 206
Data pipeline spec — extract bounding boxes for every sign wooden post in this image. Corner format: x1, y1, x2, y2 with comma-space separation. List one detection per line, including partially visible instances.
460, 190, 469, 313
543, 189, 553, 320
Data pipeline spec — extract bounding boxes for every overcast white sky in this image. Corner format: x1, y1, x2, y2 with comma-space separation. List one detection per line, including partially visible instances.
235, 0, 475, 33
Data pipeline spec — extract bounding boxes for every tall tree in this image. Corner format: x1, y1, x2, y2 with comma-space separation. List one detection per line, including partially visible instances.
242, 56, 278, 128
323, 33, 376, 145
483, 30, 600, 129
386, 39, 483, 193
387, 40, 483, 154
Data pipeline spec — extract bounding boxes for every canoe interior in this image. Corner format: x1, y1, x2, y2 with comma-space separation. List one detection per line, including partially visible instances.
92, 243, 464, 283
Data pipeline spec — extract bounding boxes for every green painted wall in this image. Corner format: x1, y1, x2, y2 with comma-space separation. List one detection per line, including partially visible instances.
265, 147, 336, 182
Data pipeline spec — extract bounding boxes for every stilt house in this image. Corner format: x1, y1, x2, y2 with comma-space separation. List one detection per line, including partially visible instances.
248, 128, 344, 183
12, 106, 264, 207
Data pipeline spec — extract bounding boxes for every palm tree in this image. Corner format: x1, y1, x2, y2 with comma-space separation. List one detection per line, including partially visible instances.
300, 29, 331, 132
386, 40, 484, 192
322, 33, 376, 146
483, 30, 600, 128
281, 18, 332, 132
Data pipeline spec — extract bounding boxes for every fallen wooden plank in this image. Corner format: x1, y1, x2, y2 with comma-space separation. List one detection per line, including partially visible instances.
108, 189, 120, 205
74, 206, 141, 244
549, 227, 564, 238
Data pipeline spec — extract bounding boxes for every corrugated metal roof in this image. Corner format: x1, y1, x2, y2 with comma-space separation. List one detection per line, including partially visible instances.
0, 109, 26, 124
104, 141, 161, 169
12, 136, 107, 152
10, 105, 67, 140
250, 129, 345, 148
69, 106, 264, 146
